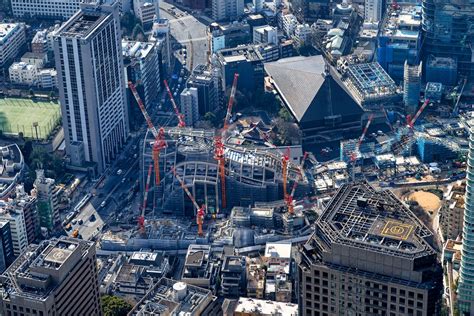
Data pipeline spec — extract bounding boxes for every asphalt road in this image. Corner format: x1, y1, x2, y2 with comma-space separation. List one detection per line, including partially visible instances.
159, 2, 209, 71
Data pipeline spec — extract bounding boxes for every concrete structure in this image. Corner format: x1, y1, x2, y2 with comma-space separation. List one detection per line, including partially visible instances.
11, 0, 80, 19
21, 52, 47, 68
182, 244, 216, 289
0, 23, 25, 68
13, 184, 38, 246
38, 69, 58, 89
216, 45, 264, 93
221, 255, 246, 297
54, 3, 129, 173
425, 56, 457, 86
458, 127, 474, 314
403, 61, 422, 114
246, 259, 266, 298
364, 0, 382, 22
253, 25, 278, 45
150, 18, 171, 70
0, 237, 101, 315
231, 297, 298, 315
294, 24, 313, 46
133, 0, 159, 29
32, 27, 58, 55
282, 14, 298, 37
0, 203, 28, 257
0, 220, 14, 273
9, 62, 38, 86
123, 40, 161, 129
264, 242, 292, 302
180, 87, 199, 127
187, 64, 221, 115
212, 0, 244, 21
298, 182, 442, 315
129, 278, 220, 315
0, 145, 25, 199
33, 170, 59, 231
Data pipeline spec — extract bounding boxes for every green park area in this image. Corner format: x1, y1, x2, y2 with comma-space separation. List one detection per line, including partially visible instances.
0, 98, 61, 140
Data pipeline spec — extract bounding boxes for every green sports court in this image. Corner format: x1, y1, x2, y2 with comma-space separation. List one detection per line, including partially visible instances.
0, 98, 61, 140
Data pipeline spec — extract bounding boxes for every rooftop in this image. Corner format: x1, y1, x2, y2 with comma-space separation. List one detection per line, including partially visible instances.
0, 23, 23, 45
217, 45, 263, 64
312, 181, 436, 259
264, 242, 292, 259
382, 5, 421, 40
57, 5, 112, 39
122, 40, 155, 59
233, 297, 298, 315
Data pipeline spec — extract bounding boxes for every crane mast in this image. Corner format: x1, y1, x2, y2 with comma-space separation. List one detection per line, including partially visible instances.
139, 164, 153, 234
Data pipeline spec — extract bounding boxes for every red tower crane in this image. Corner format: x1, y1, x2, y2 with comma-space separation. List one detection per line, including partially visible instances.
349, 114, 374, 181
408, 99, 430, 129
214, 73, 239, 211
163, 79, 186, 128
172, 167, 206, 236
128, 82, 166, 185
138, 164, 153, 234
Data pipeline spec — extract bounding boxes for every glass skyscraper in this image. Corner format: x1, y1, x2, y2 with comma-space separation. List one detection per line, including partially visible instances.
459, 127, 474, 315
422, 0, 474, 78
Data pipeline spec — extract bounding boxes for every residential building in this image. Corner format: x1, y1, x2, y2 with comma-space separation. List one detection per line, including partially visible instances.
9, 62, 38, 86
0, 23, 26, 68
133, 0, 159, 29
294, 24, 313, 46
264, 242, 292, 302
216, 45, 264, 93
32, 27, 58, 55
54, 3, 129, 173
38, 69, 58, 89
246, 259, 266, 298
403, 61, 422, 114
180, 87, 199, 127
21, 52, 48, 68
182, 244, 215, 289
253, 25, 278, 45
151, 18, 171, 71
11, 0, 81, 19
440, 181, 466, 240
0, 144, 25, 199
209, 23, 226, 53
187, 64, 221, 115
0, 237, 102, 315
282, 14, 298, 37
123, 40, 161, 129
421, 0, 474, 79
298, 181, 442, 315
0, 220, 14, 273
364, 0, 383, 22
212, 0, 244, 21
221, 255, 246, 297
13, 184, 38, 245
33, 170, 60, 231
0, 203, 28, 257
457, 127, 474, 315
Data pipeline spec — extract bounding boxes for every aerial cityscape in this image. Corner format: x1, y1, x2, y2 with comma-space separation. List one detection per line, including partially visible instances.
0, 0, 472, 315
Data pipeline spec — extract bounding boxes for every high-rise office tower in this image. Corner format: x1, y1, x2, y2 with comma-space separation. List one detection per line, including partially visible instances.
54, 3, 129, 173
403, 61, 422, 114
0, 237, 101, 315
422, 0, 474, 79
298, 182, 442, 316
187, 64, 221, 115
458, 127, 474, 315
0, 220, 14, 273
180, 87, 199, 127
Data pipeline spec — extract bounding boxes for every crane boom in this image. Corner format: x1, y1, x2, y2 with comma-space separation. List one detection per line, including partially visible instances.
409, 99, 429, 128
290, 152, 309, 198
357, 114, 374, 151
172, 167, 205, 236
223, 73, 239, 130
163, 79, 186, 128
128, 82, 159, 138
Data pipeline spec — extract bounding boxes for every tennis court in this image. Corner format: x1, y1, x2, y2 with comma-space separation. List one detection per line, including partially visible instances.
0, 98, 61, 140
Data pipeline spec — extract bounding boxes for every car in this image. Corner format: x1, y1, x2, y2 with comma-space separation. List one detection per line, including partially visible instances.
72, 219, 77, 225
122, 177, 127, 183
117, 169, 123, 175
78, 219, 83, 225
89, 214, 96, 222
65, 223, 72, 231
100, 201, 107, 208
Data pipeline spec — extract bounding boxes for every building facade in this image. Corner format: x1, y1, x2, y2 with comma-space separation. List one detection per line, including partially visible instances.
187, 64, 221, 115
364, 0, 382, 22
298, 182, 442, 316
180, 87, 199, 127
11, 0, 81, 19
133, 0, 159, 29
0, 23, 25, 68
0, 220, 14, 273
33, 170, 60, 231
0, 205, 28, 257
403, 61, 422, 114
458, 127, 474, 315
0, 237, 102, 315
212, 0, 244, 21
54, 3, 129, 173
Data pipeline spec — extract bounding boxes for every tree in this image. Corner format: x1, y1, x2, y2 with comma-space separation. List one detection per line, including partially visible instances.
275, 118, 302, 145
120, 12, 140, 36
132, 24, 146, 41
101, 295, 132, 316
204, 112, 218, 127
278, 107, 293, 122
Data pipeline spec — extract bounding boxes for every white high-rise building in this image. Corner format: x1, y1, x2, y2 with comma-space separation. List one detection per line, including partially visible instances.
253, 25, 278, 45
54, 3, 129, 173
0, 205, 28, 257
212, 0, 244, 21
180, 88, 199, 127
364, 0, 383, 22
11, 0, 81, 20
133, 0, 160, 28
0, 23, 26, 67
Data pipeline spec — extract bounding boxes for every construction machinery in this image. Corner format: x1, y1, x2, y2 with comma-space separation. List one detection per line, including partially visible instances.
163, 79, 186, 128
349, 114, 374, 181
287, 151, 309, 214
138, 164, 153, 234
172, 167, 206, 236
392, 99, 430, 155
282, 147, 291, 211
214, 73, 239, 211
129, 82, 167, 185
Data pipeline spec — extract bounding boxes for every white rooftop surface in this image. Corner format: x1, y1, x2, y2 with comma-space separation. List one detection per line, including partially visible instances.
234, 297, 298, 315
0, 23, 21, 44
122, 41, 154, 59
264, 242, 292, 259
131, 251, 158, 261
